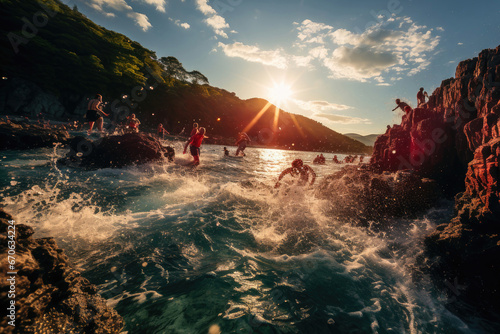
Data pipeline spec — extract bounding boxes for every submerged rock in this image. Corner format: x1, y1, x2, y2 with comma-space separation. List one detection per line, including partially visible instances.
0, 209, 123, 333
58, 133, 175, 169
317, 165, 440, 225
0, 120, 70, 150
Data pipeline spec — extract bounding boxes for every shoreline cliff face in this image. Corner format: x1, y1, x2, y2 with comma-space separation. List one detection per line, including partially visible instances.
0, 209, 123, 333
370, 45, 500, 316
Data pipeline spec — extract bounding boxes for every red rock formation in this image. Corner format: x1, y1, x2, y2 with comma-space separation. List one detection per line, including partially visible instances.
370, 44, 500, 317
371, 45, 500, 194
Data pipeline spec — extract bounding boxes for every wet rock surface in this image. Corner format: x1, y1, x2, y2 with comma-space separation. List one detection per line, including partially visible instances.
0, 120, 71, 151
58, 133, 175, 169
368, 44, 500, 320
0, 209, 123, 333
318, 165, 440, 225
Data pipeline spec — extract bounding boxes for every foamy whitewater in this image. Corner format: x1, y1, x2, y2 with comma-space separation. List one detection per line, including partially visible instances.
0, 137, 480, 333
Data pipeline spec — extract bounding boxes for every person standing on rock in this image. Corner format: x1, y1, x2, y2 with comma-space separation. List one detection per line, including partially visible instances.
86, 94, 109, 135
128, 114, 141, 133
417, 87, 428, 107
392, 99, 412, 113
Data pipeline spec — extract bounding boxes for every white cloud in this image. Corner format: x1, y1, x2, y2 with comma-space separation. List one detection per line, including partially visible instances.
87, 0, 154, 31
316, 113, 372, 124
293, 16, 441, 82
293, 99, 353, 112
127, 12, 152, 31
170, 18, 190, 29
218, 42, 288, 69
89, 0, 132, 12
291, 98, 370, 124
196, 0, 216, 15
436, 26, 445, 31
296, 19, 333, 44
308, 46, 329, 59
293, 55, 314, 68
205, 15, 230, 38
457, 42, 463, 45
140, 0, 166, 13
195, 0, 231, 38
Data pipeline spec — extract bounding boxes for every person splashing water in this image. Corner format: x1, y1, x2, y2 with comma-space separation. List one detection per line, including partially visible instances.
274, 159, 316, 188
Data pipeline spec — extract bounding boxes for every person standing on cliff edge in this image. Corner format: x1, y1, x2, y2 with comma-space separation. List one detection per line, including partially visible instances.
86, 94, 109, 135
417, 87, 428, 107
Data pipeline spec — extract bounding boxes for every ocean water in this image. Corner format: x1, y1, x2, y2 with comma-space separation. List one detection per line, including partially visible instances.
0, 138, 483, 334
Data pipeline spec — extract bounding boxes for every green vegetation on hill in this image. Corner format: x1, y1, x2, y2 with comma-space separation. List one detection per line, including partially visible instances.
0, 0, 370, 153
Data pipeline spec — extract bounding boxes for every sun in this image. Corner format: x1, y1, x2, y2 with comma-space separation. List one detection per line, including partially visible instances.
267, 83, 293, 107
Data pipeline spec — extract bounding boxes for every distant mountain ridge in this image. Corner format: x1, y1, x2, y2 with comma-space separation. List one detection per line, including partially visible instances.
343, 133, 380, 147
0, 0, 370, 154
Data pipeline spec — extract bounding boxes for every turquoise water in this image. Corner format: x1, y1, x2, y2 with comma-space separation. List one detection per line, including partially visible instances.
0, 138, 480, 333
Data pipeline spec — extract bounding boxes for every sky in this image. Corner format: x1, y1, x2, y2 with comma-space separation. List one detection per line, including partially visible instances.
64, 0, 500, 135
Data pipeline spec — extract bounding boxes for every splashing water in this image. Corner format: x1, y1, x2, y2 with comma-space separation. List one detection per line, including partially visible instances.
1, 144, 481, 333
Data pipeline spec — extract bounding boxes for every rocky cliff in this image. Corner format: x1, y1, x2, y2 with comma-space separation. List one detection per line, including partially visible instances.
0, 209, 123, 333
370, 45, 500, 316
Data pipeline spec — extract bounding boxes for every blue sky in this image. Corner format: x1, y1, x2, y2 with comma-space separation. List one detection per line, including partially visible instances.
65, 0, 500, 135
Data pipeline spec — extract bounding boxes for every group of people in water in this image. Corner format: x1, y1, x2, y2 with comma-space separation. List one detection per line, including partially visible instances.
314, 154, 364, 164
84, 93, 365, 183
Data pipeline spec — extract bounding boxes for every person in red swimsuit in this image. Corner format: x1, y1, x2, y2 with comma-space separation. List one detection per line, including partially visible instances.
184, 127, 207, 165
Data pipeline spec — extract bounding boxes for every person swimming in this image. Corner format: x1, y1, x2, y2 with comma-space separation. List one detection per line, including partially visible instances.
274, 159, 316, 188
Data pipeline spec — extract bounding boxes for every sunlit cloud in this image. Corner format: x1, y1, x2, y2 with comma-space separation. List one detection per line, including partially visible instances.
316, 113, 372, 124
295, 19, 333, 44
88, 0, 132, 13
218, 42, 288, 69
170, 18, 190, 29
127, 12, 152, 31
195, 0, 231, 38
293, 16, 441, 83
86, 0, 154, 31
140, 0, 166, 13
293, 99, 353, 112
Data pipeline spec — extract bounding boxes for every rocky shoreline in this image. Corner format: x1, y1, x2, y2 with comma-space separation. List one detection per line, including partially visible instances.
369, 45, 500, 319
0, 209, 123, 333
0, 120, 71, 151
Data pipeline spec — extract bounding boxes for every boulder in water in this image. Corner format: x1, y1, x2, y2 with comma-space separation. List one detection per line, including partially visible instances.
58, 133, 175, 169
0, 120, 70, 150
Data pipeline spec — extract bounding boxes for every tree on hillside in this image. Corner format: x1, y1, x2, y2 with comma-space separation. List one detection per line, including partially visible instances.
159, 56, 188, 82
189, 70, 209, 85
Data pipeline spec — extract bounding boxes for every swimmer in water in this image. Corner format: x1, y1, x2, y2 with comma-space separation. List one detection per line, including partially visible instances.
274, 159, 316, 188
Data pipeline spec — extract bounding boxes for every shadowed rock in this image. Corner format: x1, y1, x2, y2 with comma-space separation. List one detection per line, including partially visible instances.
0, 120, 70, 151
58, 133, 175, 169
318, 165, 440, 225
